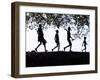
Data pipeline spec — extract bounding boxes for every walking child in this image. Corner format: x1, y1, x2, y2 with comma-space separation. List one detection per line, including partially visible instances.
52, 30, 60, 51
82, 37, 87, 52
64, 27, 74, 52
35, 24, 47, 52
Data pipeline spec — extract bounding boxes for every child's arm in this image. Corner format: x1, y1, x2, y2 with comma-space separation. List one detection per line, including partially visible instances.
70, 35, 74, 41
71, 38, 74, 41
37, 29, 39, 34
64, 28, 68, 31
54, 35, 56, 41
82, 42, 84, 47
86, 42, 88, 45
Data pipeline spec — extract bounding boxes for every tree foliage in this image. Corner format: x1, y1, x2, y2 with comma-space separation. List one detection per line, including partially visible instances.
26, 12, 90, 39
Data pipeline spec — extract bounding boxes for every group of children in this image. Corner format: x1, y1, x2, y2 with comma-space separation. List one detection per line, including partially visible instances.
35, 24, 87, 52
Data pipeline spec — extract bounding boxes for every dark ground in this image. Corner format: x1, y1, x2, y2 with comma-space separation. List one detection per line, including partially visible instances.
26, 51, 90, 67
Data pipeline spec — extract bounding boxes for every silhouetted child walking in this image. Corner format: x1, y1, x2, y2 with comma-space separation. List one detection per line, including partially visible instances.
35, 24, 47, 52
82, 37, 87, 52
52, 30, 60, 51
64, 27, 74, 52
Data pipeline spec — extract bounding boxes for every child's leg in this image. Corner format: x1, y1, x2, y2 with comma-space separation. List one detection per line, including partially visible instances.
85, 46, 86, 52
70, 45, 72, 51
52, 45, 58, 51
64, 45, 70, 51
43, 42, 47, 52
35, 42, 42, 51
82, 45, 86, 52
58, 44, 60, 51
69, 40, 72, 51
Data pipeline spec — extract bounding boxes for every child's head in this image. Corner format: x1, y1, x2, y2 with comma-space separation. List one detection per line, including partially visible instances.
39, 24, 42, 28
84, 37, 86, 40
56, 30, 59, 33
68, 27, 71, 31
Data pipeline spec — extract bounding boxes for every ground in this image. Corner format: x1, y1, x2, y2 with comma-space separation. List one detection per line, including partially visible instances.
26, 51, 89, 67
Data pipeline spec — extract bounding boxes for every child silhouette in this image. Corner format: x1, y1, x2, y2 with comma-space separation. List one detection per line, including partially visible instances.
64, 27, 74, 52
52, 30, 60, 51
82, 37, 87, 52
35, 24, 47, 52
